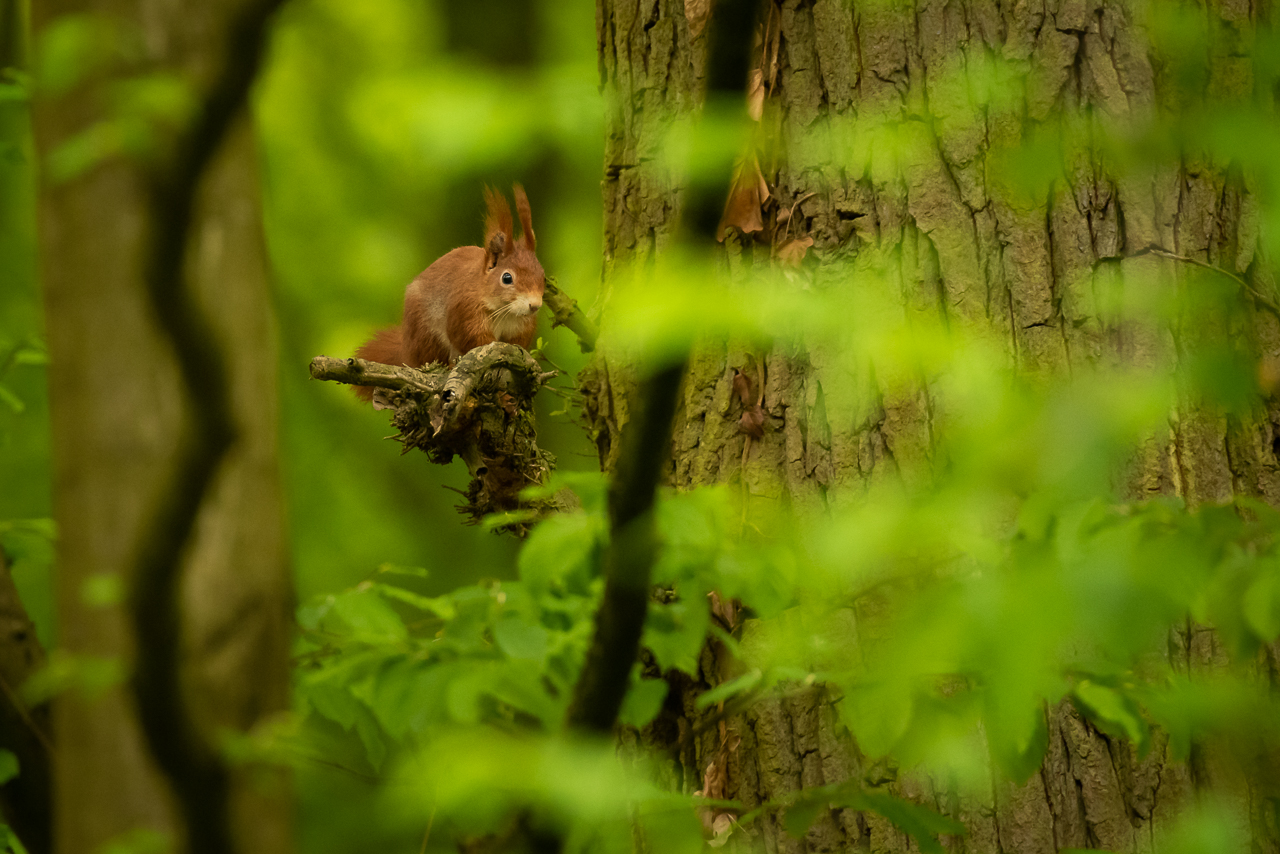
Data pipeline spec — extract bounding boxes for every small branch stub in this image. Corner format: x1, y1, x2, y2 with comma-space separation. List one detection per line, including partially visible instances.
311, 343, 556, 527
544, 277, 598, 352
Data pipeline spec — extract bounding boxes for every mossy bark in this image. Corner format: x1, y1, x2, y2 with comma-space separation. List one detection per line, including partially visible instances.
594, 1, 1280, 851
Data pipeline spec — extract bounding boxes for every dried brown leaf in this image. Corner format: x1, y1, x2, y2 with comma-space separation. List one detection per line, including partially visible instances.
777, 236, 814, 268
702, 759, 726, 800
731, 369, 753, 406
755, 164, 770, 205
697, 807, 716, 836
708, 814, 735, 847
747, 68, 765, 121
429, 400, 445, 435
717, 156, 767, 241
765, 7, 781, 88
685, 0, 710, 37
709, 590, 740, 630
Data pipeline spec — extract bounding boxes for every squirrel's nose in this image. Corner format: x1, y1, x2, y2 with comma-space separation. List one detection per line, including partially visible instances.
527, 297, 543, 312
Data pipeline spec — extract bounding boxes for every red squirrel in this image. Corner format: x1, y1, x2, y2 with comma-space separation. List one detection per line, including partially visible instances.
354, 185, 545, 400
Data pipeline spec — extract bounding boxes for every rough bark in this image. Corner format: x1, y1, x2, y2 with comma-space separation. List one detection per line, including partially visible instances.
592, 0, 1279, 851
34, 1, 292, 852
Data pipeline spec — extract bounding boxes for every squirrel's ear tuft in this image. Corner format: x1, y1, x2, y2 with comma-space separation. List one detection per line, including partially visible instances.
483, 186, 514, 257
485, 231, 506, 269
513, 184, 535, 251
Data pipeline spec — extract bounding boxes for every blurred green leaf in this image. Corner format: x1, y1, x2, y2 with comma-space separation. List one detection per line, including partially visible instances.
643, 594, 710, 677
494, 614, 549, 662
20, 651, 123, 706
784, 783, 965, 853
96, 828, 171, 854
1073, 679, 1150, 754
1243, 569, 1280, 640
0, 384, 23, 413
36, 14, 131, 95
368, 657, 454, 739
518, 510, 603, 595
1151, 800, 1250, 854
618, 675, 668, 728
0, 70, 31, 104
839, 680, 914, 760
695, 668, 761, 710
370, 582, 455, 621
79, 572, 122, 608
329, 587, 408, 645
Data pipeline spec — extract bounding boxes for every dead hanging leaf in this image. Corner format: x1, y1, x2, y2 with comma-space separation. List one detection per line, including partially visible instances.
708, 815, 735, 848
774, 191, 816, 242
739, 407, 765, 438
695, 758, 728, 834
701, 760, 726, 800
731, 369, 752, 406
717, 155, 769, 242
685, 0, 710, 37
732, 368, 766, 439
762, 3, 781, 91
746, 68, 765, 121
777, 236, 814, 268
709, 590, 741, 630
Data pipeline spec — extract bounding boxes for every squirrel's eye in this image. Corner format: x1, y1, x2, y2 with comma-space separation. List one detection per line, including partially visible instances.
501, 271, 514, 285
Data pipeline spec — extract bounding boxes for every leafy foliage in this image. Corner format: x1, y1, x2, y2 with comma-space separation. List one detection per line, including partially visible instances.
266, 2, 1280, 850
7, 0, 1280, 852
291, 351, 1280, 848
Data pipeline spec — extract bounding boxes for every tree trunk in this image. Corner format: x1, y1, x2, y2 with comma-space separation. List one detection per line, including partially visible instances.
34, 2, 292, 852
593, 1, 1279, 851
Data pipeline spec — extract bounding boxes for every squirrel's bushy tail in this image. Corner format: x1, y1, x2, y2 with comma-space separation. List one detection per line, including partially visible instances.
353, 326, 404, 401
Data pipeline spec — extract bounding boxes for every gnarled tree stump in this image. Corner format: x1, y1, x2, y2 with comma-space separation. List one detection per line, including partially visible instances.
310, 342, 557, 526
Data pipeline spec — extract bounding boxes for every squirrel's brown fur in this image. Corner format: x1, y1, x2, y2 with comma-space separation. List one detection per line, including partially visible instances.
354, 185, 545, 400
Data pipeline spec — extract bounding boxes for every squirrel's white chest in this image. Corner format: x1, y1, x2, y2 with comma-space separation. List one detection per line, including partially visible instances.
491, 311, 531, 341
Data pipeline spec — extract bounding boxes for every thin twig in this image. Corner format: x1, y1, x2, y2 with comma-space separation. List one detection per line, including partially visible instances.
566, 362, 686, 732
418, 804, 437, 854
565, 0, 765, 735
1139, 246, 1280, 322
544, 277, 599, 352
0, 672, 50, 755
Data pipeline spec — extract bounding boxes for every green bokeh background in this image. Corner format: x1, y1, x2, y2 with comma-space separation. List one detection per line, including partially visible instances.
0, 0, 605, 621
256, 0, 602, 600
